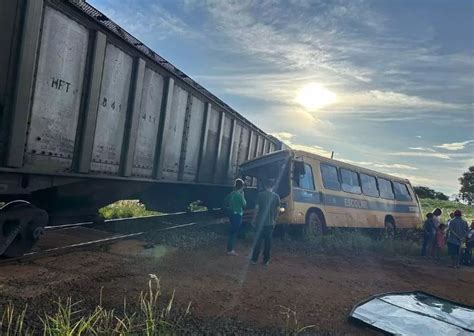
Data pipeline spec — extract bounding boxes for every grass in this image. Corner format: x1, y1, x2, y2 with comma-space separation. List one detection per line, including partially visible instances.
1, 275, 190, 336
99, 200, 159, 219
419, 198, 474, 223
296, 229, 421, 257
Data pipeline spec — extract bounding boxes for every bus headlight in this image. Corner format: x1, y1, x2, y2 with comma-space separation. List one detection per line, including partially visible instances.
279, 203, 287, 214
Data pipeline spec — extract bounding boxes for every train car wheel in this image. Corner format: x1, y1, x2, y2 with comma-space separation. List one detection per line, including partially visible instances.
0, 202, 48, 258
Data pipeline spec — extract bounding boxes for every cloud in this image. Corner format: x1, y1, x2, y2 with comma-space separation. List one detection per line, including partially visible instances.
340, 159, 418, 170
389, 151, 451, 160
90, 0, 199, 41
331, 90, 461, 112
290, 144, 333, 158
434, 140, 474, 151
408, 147, 436, 152
415, 135, 422, 139
270, 132, 333, 157
270, 132, 294, 142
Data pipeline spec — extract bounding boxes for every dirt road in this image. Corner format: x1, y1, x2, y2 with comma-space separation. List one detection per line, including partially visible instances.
0, 227, 473, 334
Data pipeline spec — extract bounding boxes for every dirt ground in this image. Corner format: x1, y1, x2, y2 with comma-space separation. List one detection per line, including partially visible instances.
0, 227, 473, 335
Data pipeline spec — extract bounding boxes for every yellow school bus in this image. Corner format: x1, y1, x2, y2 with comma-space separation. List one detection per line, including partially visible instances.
240, 149, 422, 237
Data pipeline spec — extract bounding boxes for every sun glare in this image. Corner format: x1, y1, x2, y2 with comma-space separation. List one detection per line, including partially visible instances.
295, 83, 337, 111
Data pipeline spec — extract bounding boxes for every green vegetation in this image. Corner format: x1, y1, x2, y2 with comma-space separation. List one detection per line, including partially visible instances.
413, 186, 448, 201
187, 200, 207, 212
459, 166, 474, 205
419, 198, 474, 223
1, 275, 189, 336
99, 200, 159, 219
99, 200, 208, 219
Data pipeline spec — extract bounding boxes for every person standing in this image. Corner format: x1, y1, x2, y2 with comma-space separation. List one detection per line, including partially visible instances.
446, 210, 468, 268
432, 208, 442, 228
447, 212, 455, 226
224, 178, 247, 256
251, 179, 280, 266
421, 213, 436, 257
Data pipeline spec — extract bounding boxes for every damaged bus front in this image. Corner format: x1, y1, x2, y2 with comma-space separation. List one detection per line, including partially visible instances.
239, 149, 300, 226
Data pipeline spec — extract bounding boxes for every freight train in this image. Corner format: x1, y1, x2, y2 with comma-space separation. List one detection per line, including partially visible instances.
0, 0, 282, 257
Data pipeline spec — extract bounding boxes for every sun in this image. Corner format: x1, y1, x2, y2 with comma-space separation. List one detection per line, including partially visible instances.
295, 83, 337, 110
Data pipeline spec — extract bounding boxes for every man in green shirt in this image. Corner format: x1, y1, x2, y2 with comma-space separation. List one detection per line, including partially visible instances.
251, 179, 280, 266
224, 178, 247, 255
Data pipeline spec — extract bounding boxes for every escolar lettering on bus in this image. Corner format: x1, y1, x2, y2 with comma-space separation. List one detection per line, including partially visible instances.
344, 198, 369, 209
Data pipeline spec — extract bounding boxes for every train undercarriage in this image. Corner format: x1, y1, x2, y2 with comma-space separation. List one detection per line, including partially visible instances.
0, 171, 245, 257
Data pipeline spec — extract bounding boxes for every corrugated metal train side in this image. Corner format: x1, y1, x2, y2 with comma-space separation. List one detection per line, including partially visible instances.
0, 0, 281, 224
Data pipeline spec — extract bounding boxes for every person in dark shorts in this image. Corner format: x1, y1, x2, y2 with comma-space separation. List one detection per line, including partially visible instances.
251, 179, 280, 266
223, 178, 247, 256
421, 213, 436, 256
446, 209, 468, 268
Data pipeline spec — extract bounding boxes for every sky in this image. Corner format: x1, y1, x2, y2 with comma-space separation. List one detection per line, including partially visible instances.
88, 0, 473, 196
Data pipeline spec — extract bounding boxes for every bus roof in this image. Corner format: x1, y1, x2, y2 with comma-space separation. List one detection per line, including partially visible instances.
245, 149, 413, 185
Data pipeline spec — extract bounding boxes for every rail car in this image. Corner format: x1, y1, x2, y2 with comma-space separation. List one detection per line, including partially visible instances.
0, 0, 282, 257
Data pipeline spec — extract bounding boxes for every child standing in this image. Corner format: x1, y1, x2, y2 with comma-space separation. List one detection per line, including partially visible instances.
433, 223, 446, 260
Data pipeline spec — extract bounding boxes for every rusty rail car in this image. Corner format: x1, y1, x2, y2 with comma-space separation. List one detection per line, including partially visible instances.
0, 0, 281, 257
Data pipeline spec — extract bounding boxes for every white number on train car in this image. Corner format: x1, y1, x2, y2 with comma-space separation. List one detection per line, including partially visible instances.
25, 7, 89, 171
90, 44, 133, 174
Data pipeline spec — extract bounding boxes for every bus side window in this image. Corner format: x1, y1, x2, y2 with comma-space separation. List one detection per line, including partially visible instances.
378, 178, 395, 199
321, 163, 341, 191
394, 182, 412, 201
295, 162, 315, 190
360, 173, 379, 197
340, 168, 362, 194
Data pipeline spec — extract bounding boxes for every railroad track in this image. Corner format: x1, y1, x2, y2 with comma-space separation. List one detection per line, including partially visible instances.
0, 209, 227, 266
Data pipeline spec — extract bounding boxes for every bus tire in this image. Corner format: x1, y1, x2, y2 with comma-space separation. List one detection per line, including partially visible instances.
383, 217, 396, 240
303, 211, 325, 238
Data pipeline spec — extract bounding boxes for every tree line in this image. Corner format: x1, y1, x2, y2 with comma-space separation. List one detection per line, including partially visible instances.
414, 166, 474, 204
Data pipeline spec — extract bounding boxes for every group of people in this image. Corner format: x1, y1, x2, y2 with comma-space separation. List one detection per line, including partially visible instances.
422, 208, 474, 268
223, 178, 280, 266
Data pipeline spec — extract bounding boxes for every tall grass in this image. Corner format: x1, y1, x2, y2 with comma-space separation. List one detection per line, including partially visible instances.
280, 305, 315, 335
1, 275, 189, 336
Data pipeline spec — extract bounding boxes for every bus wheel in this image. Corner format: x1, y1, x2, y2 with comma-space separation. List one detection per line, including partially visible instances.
303, 212, 325, 238
383, 218, 396, 240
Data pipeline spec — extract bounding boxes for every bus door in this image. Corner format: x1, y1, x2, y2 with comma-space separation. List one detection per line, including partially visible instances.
319, 162, 349, 227
292, 159, 325, 224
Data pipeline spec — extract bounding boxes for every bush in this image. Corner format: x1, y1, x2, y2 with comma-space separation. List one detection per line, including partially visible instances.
99, 200, 159, 219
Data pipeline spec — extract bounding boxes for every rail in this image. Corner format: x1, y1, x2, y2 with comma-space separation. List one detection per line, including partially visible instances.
0, 210, 227, 266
